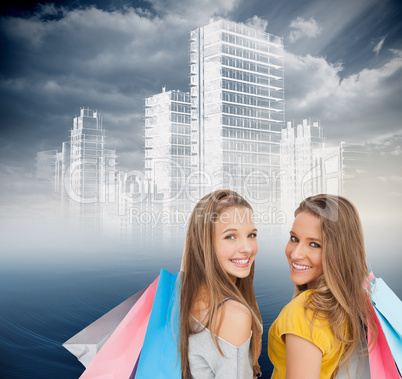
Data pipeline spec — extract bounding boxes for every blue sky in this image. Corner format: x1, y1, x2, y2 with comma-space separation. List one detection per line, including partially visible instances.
0, 0, 401, 219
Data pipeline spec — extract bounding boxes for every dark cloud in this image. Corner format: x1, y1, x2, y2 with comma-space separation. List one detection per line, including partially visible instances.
284, 45, 402, 143
0, 0, 401, 181
0, 3, 196, 172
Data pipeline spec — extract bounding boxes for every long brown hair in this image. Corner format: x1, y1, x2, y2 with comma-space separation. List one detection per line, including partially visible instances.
294, 194, 377, 378
180, 189, 262, 378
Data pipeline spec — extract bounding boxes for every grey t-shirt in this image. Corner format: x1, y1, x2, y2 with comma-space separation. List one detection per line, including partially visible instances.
188, 318, 253, 379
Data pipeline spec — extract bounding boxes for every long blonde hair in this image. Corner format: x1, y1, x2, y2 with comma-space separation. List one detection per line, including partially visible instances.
180, 189, 262, 378
294, 194, 377, 378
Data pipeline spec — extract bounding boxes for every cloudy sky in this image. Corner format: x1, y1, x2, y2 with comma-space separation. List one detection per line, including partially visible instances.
0, 0, 401, 220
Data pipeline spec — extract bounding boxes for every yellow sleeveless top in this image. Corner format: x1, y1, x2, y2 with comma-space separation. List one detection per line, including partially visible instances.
268, 290, 345, 379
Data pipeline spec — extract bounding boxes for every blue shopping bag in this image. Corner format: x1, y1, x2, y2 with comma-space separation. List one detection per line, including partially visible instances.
134, 269, 181, 379
371, 277, 402, 375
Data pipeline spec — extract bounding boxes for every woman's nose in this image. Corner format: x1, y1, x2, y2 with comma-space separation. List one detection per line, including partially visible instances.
238, 238, 253, 254
290, 243, 305, 260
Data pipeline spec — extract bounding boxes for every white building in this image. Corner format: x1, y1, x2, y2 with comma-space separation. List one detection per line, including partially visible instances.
63, 108, 116, 219
145, 89, 191, 204
36, 108, 117, 230
280, 119, 324, 214
189, 19, 285, 208
145, 89, 191, 207
280, 119, 345, 221
144, 89, 192, 238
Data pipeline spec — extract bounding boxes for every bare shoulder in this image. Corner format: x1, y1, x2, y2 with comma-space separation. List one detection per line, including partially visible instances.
216, 300, 252, 347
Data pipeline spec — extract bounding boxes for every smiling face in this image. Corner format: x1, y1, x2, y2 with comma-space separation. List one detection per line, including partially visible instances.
286, 211, 323, 288
213, 206, 258, 283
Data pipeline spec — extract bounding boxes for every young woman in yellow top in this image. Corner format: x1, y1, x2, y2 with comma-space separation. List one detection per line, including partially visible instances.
268, 194, 377, 379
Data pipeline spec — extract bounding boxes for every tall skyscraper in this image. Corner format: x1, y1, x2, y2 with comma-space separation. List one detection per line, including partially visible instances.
145, 88, 192, 209
144, 89, 192, 239
189, 19, 285, 208
63, 108, 116, 216
35, 107, 118, 233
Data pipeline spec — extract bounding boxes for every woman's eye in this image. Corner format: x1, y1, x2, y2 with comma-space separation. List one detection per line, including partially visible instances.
249, 233, 257, 238
225, 235, 235, 240
310, 242, 321, 248
290, 236, 298, 242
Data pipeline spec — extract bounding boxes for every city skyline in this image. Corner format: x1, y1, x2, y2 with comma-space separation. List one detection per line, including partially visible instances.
34, 20, 348, 230
0, 0, 401, 223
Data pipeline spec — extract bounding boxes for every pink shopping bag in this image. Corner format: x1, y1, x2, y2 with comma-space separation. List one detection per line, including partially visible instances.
80, 275, 159, 379
368, 302, 401, 379
63, 286, 148, 368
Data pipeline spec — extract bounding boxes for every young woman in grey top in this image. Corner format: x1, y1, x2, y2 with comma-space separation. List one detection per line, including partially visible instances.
180, 190, 263, 378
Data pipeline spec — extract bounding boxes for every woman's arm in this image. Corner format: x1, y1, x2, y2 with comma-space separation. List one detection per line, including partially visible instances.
285, 333, 322, 379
